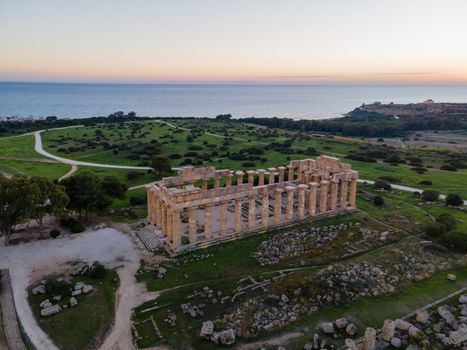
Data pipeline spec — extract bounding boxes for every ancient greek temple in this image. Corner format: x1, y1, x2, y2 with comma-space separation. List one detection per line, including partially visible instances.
147, 156, 358, 254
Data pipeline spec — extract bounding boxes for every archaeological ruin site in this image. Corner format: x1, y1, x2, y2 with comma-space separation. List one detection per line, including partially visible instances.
147, 156, 358, 254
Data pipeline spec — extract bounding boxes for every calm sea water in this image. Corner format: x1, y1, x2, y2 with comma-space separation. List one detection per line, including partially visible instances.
1, 82, 467, 119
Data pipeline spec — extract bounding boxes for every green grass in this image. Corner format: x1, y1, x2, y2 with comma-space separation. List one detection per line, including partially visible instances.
283, 265, 467, 349
28, 272, 118, 350
0, 160, 71, 180
0, 134, 42, 159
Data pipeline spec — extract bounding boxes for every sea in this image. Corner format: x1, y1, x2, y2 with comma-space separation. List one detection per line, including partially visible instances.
1, 82, 467, 120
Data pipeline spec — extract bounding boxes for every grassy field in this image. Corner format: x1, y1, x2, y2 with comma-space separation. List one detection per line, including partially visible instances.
28, 272, 118, 350
282, 265, 467, 350
0, 134, 41, 159
38, 119, 467, 198
132, 183, 466, 348
0, 159, 71, 180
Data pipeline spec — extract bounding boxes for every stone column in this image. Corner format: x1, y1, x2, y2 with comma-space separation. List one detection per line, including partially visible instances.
204, 204, 212, 239
219, 201, 227, 235
288, 165, 295, 181
161, 202, 167, 235
147, 189, 153, 223
278, 166, 286, 182
382, 320, 395, 342
225, 173, 232, 187
308, 182, 318, 216
340, 179, 348, 209
330, 179, 339, 210
362, 327, 376, 350
246, 170, 255, 186
274, 188, 283, 225
235, 171, 244, 186
304, 172, 311, 185
172, 209, 181, 250
234, 199, 242, 234
213, 174, 220, 189
166, 208, 173, 242
285, 186, 295, 221
154, 196, 161, 228
248, 195, 256, 230
188, 207, 197, 244
267, 168, 276, 185
261, 187, 269, 227
319, 180, 329, 214
297, 184, 308, 219
349, 178, 357, 208
201, 179, 208, 190
257, 169, 266, 186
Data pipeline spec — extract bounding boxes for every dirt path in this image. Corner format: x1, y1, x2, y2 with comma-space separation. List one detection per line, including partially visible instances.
234, 331, 303, 350
58, 164, 78, 181
0, 227, 143, 350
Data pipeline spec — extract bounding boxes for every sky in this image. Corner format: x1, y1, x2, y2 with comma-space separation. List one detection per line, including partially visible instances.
1, 0, 467, 84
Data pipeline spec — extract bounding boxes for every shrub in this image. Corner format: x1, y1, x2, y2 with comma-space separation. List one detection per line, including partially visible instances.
373, 195, 385, 206
126, 171, 142, 180
436, 214, 456, 231
418, 180, 432, 186
448, 160, 466, 169
440, 231, 467, 253
374, 179, 391, 191
305, 146, 318, 156
424, 223, 446, 238
411, 166, 427, 174
384, 155, 401, 164
44, 279, 71, 297
378, 176, 399, 183
49, 229, 61, 239
60, 216, 85, 233
88, 262, 107, 279
445, 193, 463, 206
421, 190, 439, 202
169, 153, 182, 159
129, 196, 145, 206
440, 164, 457, 172
242, 161, 256, 168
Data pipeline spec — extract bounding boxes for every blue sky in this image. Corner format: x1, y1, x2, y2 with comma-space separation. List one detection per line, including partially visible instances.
1, 0, 467, 83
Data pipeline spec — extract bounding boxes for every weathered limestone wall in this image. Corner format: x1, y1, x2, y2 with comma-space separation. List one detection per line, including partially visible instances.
147, 156, 358, 254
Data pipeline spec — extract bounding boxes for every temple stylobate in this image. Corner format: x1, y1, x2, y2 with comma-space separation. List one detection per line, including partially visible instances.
147, 156, 358, 254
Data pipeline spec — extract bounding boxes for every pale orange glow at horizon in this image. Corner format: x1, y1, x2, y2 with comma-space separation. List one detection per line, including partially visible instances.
1, 0, 467, 84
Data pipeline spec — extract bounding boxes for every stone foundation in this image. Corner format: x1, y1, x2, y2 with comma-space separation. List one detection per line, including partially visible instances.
147, 156, 358, 254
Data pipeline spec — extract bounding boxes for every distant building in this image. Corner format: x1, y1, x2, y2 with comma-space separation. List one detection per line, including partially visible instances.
423, 99, 435, 104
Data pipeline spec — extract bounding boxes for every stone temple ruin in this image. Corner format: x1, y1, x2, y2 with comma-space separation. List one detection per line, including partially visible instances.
147, 156, 358, 254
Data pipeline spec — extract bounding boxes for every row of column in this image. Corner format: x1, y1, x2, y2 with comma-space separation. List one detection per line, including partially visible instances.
199, 165, 298, 190
161, 177, 357, 250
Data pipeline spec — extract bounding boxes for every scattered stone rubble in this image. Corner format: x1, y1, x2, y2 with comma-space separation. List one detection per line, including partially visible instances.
251, 223, 388, 266
199, 321, 236, 345
210, 247, 458, 338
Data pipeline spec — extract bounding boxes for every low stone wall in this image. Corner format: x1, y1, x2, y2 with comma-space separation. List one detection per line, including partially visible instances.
0, 269, 27, 350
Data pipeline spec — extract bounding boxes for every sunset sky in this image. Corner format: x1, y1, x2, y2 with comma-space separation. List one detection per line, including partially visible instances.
1, 0, 467, 84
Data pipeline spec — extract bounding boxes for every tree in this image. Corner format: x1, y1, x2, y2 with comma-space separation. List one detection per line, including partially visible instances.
61, 173, 125, 221
445, 193, 463, 206
215, 114, 232, 121
101, 176, 127, 199
0, 176, 35, 244
29, 177, 68, 226
373, 195, 385, 206
374, 179, 391, 191
151, 156, 172, 175
424, 223, 446, 238
421, 190, 439, 202
436, 213, 456, 231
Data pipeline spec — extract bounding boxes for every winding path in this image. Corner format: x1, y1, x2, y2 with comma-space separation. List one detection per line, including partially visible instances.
5, 124, 464, 205
34, 130, 152, 170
